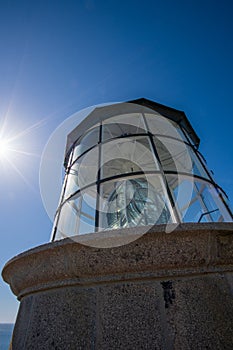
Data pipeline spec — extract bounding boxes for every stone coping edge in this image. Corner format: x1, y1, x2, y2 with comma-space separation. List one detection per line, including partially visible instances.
2, 222, 233, 299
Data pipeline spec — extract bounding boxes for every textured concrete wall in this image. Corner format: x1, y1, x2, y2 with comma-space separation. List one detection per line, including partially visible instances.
2, 223, 233, 350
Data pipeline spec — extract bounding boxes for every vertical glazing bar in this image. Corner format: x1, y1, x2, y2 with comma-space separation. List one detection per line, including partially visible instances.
142, 112, 181, 223
95, 123, 102, 232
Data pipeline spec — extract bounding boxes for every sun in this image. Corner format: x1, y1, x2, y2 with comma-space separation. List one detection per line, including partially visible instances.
0, 138, 11, 159
0, 115, 48, 189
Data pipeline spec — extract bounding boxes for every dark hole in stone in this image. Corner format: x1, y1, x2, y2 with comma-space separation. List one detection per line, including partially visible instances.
161, 281, 175, 308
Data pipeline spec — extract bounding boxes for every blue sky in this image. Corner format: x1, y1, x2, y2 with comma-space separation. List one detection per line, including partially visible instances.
0, 0, 233, 323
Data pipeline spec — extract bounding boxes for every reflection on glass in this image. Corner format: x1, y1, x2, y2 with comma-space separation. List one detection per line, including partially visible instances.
102, 113, 146, 141
65, 147, 99, 199
166, 175, 231, 222
197, 183, 232, 222
145, 113, 186, 141
57, 196, 81, 237
79, 191, 96, 235
73, 125, 99, 161
166, 176, 207, 222
101, 137, 159, 179
218, 189, 232, 211
64, 163, 80, 199
57, 188, 96, 238
154, 137, 209, 178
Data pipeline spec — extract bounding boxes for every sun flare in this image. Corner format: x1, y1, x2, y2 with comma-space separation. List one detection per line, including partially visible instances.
0, 117, 46, 190
0, 138, 12, 159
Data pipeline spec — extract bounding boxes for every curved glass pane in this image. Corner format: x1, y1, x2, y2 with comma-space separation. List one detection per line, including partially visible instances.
64, 163, 80, 200
73, 125, 100, 161
166, 175, 208, 222
154, 136, 209, 179
98, 175, 174, 231
64, 146, 99, 199
101, 136, 159, 179
218, 189, 232, 210
57, 195, 81, 238
102, 113, 146, 141
166, 175, 232, 222
78, 189, 96, 235
195, 182, 232, 222
56, 187, 96, 238
145, 113, 186, 141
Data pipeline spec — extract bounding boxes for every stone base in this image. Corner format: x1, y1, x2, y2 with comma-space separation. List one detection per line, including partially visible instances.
2, 223, 233, 350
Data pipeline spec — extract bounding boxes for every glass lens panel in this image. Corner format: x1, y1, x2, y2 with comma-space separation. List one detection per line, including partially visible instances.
154, 137, 209, 178
166, 175, 232, 222
56, 196, 81, 238
64, 163, 80, 199
73, 125, 99, 161
145, 113, 186, 141
102, 113, 146, 141
56, 186, 96, 238
98, 175, 174, 231
101, 136, 159, 179
166, 175, 206, 222
218, 189, 232, 209
197, 183, 232, 222
79, 189, 96, 234
64, 147, 99, 199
